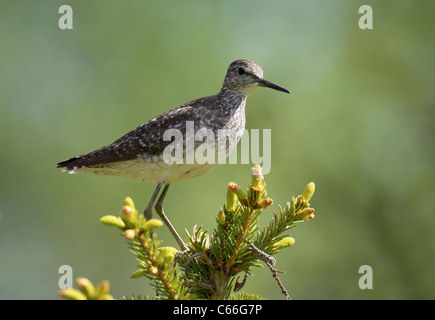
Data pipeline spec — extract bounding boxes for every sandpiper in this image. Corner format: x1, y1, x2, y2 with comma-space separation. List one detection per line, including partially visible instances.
57, 59, 290, 250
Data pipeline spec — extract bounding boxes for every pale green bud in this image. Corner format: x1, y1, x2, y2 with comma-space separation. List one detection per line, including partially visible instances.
143, 219, 163, 231
302, 182, 315, 202
130, 269, 147, 279
217, 209, 226, 226
76, 277, 96, 299
120, 205, 136, 225
231, 183, 248, 204
58, 288, 87, 300
226, 182, 239, 212
100, 215, 126, 229
121, 197, 139, 227
95, 280, 110, 297
124, 196, 135, 210
159, 246, 178, 265
273, 237, 295, 250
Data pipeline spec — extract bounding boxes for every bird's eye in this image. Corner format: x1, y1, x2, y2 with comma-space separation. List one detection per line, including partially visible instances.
237, 67, 245, 75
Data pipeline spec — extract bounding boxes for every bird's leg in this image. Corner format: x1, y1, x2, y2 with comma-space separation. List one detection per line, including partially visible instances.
155, 184, 188, 251
144, 183, 163, 220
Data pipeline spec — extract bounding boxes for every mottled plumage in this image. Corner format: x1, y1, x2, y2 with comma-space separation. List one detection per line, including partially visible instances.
57, 59, 290, 250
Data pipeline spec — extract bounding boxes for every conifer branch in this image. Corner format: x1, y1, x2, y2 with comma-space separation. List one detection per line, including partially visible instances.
59, 165, 317, 300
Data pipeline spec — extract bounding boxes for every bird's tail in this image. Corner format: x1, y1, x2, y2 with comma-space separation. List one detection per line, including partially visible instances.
56, 156, 85, 171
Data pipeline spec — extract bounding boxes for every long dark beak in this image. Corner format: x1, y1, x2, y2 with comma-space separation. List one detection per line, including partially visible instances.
258, 78, 290, 94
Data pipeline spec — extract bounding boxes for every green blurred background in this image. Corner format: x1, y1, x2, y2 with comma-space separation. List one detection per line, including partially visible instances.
1, 0, 434, 299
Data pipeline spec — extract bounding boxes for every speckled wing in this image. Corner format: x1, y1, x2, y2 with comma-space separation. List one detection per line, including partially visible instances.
56, 103, 197, 170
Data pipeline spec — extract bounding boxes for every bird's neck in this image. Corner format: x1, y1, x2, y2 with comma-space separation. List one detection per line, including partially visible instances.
217, 88, 247, 114
218, 85, 247, 101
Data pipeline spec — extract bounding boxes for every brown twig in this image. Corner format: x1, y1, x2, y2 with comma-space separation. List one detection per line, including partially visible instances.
248, 241, 291, 300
